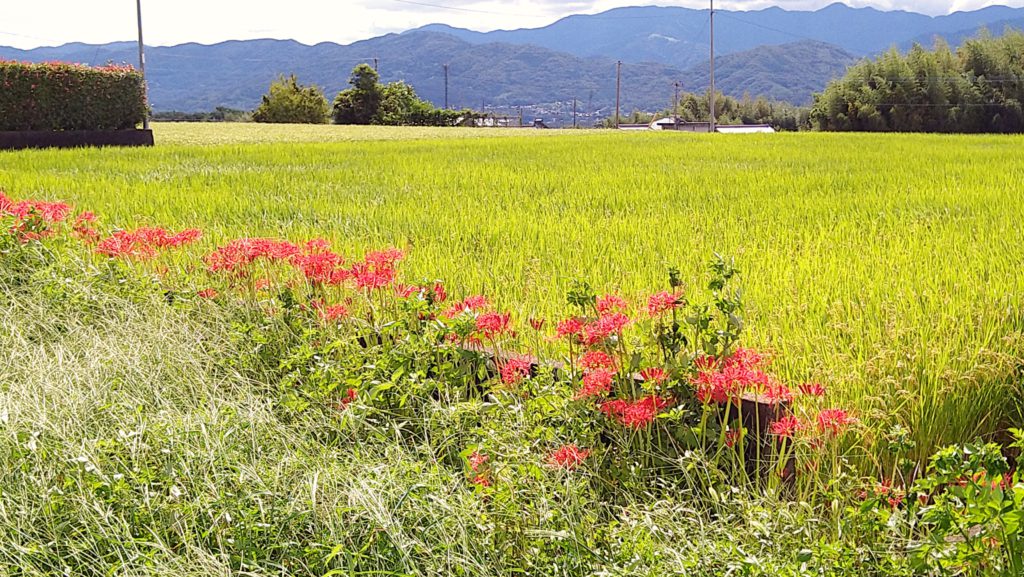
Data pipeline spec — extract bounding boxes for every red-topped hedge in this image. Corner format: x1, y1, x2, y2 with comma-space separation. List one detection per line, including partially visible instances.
0, 60, 146, 131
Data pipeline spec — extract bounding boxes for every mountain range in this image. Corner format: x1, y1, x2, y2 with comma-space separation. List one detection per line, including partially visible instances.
1, 3, 1022, 122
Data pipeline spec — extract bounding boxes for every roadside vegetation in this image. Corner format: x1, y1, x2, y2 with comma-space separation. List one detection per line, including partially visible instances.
1, 182, 1022, 575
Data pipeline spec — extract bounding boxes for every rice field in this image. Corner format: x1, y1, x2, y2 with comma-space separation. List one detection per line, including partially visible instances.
2, 124, 1023, 459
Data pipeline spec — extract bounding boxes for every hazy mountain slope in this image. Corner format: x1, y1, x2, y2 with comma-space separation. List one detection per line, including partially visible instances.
413, 3, 1024, 66
902, 17, 1024, 49
680, 40, 859, 105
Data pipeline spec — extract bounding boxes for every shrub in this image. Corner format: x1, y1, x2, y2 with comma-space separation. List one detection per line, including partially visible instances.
0, 60, 146, 131
252, 75, 330, 124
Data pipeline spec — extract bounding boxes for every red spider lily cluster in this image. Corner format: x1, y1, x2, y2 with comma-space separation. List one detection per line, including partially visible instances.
0, 191, 72, 223
692, 348, 792, 405
467, 451, 492, 486
500, 358, 532, 385
0, 190, 72, 240
206, 238, 303, 272
599, 395, 671, 428
4, 190, 870, 491
646, 290, 684, 316
547, 444, 591, 470
475, 312, 512, 339
576, 368, 615, 399
443, 295, 488, 317
96, 227, 202, 259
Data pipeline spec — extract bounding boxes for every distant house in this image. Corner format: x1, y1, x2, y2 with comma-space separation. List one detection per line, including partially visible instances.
715, 124, 775, 134
623, 117, 776, 133
649, 117, 712, 132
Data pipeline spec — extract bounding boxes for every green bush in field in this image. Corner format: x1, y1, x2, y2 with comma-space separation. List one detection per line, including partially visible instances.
0, 60, 145, 131
252, 74, 330, 124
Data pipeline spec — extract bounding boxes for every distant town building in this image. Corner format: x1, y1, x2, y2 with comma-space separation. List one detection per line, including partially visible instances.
618, 117, 775, 133
715, 124, 775, 134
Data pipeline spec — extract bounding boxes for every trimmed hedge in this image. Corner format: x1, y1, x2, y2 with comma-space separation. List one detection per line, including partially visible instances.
0, 61, 146, 131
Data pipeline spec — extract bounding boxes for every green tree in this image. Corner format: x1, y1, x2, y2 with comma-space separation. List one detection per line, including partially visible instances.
812, 30, 1024, 133
374, 81, 432, 125
333, 64, 383, 125
252, 75, 329, 124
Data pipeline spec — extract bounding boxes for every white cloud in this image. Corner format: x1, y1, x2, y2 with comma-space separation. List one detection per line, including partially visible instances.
1, 1, 1022, 50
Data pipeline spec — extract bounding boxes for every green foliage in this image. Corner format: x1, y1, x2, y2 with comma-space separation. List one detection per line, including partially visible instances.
2, 211, 1023, 575
603, 91, 811, 130
0, 60, 145, 131
252, 74, 329, 124
332, 64, 383, 125
333, 64, 484, 126
812, 31, 1024, 133
152, 107, 251, 122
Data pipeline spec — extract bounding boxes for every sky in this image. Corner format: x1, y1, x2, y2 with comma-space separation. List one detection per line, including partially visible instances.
2, 0, 1022, 50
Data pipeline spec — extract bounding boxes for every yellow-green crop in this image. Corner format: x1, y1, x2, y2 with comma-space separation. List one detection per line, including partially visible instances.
2, 123, 1022, 461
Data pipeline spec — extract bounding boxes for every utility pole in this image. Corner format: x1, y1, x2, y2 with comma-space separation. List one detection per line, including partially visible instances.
615, 60, 622, 128
373, 57, 378, 71
518, 106, 523, 127
674, 81, 680, 129
443, 64, 449, 109
573, 97, 578, 128
710, 0, 716, 133
136, 0, 149, 130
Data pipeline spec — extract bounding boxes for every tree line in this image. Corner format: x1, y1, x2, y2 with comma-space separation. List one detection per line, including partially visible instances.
253, 64, 483, 127
601, 92, 810, 131
812, 30, 1024, 133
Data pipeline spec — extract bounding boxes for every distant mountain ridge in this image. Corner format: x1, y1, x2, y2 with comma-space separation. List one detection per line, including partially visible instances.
412, 3, 1024, 66
1, 3, 1022, 119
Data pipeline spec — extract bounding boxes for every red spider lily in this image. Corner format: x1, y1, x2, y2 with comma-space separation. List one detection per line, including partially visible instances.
599, 395, 671, 428
349, 260, 397, 290
71, 211, 100, 243
725, 428, 744, 448
692, 348, 778, 405
337, 388, 357, 409
769, 415, 803, 438
442, 295, 489, 318
555, 317, 585, 339
431, 282, 448, 303
475, 312, 511, 339
799, 382, 827, 397
364, 247, 405, 268
96, 227, 202, 259
639, 367, 669, 385
254, 278, 272, 291
394, 283, 421, 298
528, 318, 546, 331
468, 451, 488, 471
582, 313, 630, 346
575, 368, 615, 399
596, 294, 628, 314
693, 357, 716, 375
206, 238, 301, 272
290, 250, 346, 284
579, 350, 617, 370
647, 291, 684, 316
500, 358, 531, 385
197, 288, 218, 299
320, 304, 349, 322
816, 408, 856, 436
0, 191, 72, 223
547, 444, 591, 470
763, 382, 794, 405
472, 474, 491, 487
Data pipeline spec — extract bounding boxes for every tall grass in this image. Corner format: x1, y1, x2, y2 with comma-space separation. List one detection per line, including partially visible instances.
2, 127, 1022, 462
